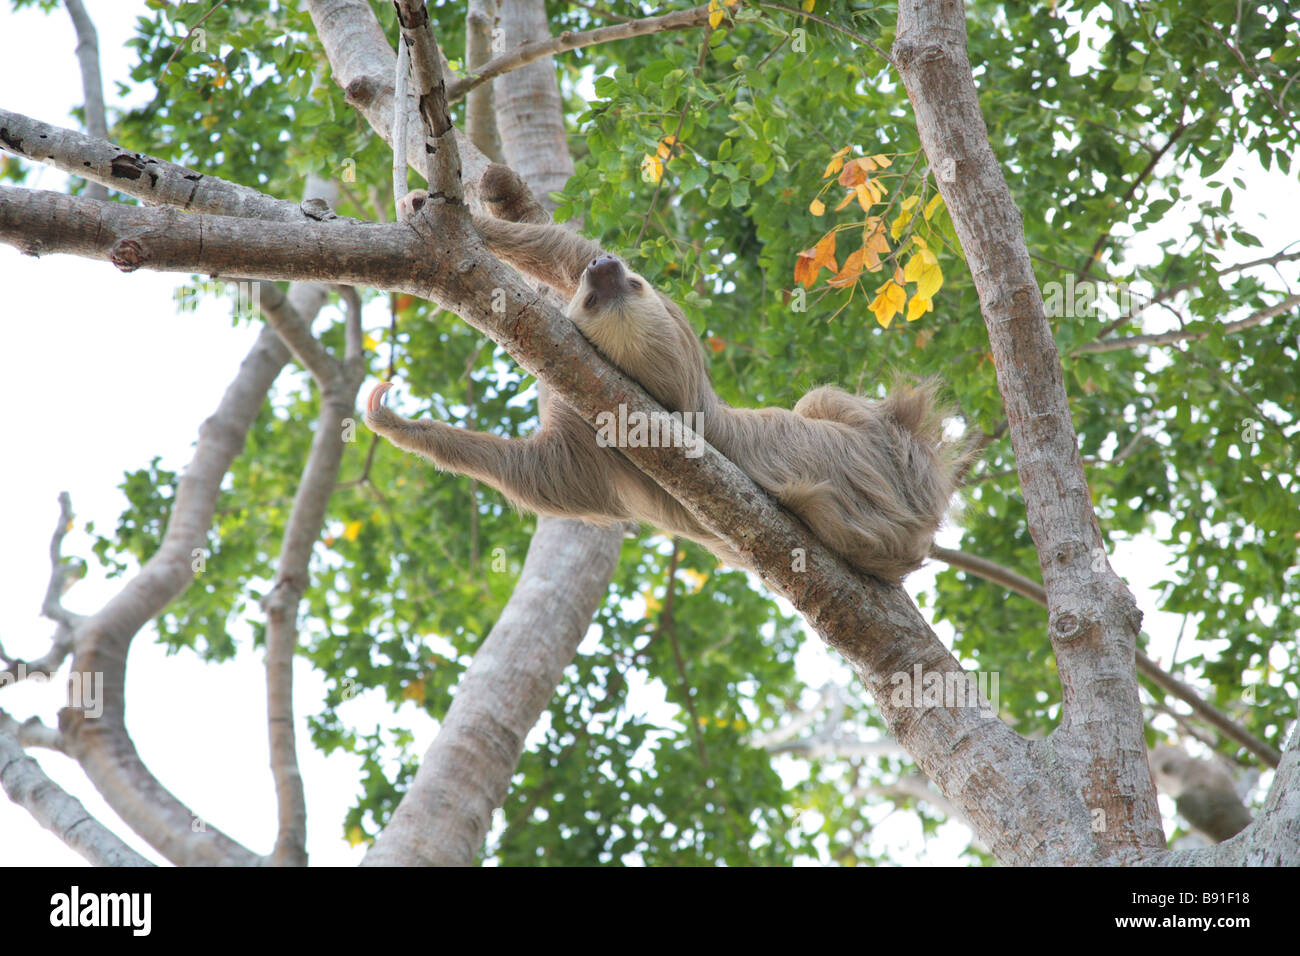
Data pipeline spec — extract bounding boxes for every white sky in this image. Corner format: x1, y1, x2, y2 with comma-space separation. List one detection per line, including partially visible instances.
0, 1, 1294, 867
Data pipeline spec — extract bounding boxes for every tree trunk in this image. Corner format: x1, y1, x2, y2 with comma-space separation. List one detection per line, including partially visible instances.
893, 0, 1166, 855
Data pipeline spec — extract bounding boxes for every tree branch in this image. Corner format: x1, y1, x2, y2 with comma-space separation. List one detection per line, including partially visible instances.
1101, 247, 1300, 333
0, 492, 82, 687
0, 712, 66, 752
930, 545, 1047, 607
0, 108, 332, 223
931, 546, 1281, 768
256, 281, 337, 380
395, 0, 464, 204
392, 36, 412, 200
445, 3, 713, 103
464, 0, 502, 160
1137, 654, 1282, 769
41, 491, 86, 629
1150, 721, 1300, 865
248, 180, 359, 867
304, 0, 528, 215
491, 0, 580, 212
0, 186, 415, 289
0, 725, 151, 867
62, 0, 108, 201
754, 3, 891, 64
1074, 293, 1300, 354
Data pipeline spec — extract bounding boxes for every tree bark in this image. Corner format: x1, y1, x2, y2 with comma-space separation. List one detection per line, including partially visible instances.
63, 0, 108, 201
363, 519, 621, 864
0, 727, 150, 866
465, 0, 503, 159
492, 0, 571, 211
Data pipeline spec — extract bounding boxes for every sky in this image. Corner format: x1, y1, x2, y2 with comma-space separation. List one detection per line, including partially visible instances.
0, 1, 1294, 868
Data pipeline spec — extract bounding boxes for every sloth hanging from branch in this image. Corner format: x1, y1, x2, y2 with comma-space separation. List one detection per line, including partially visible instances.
367, 162, 964, 584
368, 1, 964, 585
